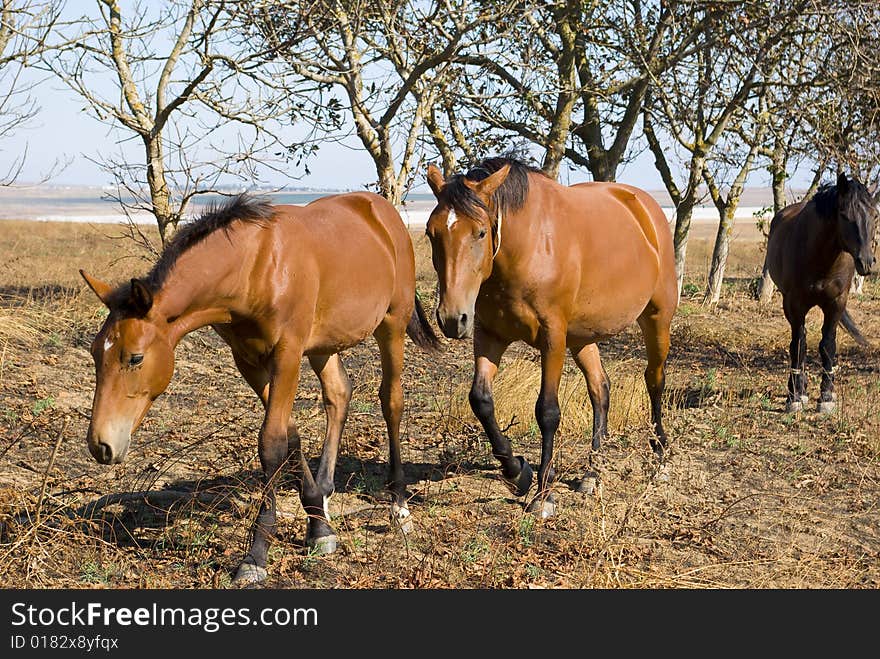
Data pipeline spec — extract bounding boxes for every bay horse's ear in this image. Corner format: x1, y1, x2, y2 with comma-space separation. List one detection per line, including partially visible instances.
426, 163, 446, 198
470, 164, 511, 198
80, 269, 113, 306
129, 278, 153, 316
837, 172, 849, 193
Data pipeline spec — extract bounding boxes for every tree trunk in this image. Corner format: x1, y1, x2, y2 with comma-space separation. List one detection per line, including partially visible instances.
144, 135, 175, 245
673, 200, 695, 300
757, 146, 787, 303
704, 204, 735, 304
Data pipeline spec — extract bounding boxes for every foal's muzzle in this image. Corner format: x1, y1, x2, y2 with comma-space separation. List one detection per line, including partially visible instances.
87, 423, 131, 465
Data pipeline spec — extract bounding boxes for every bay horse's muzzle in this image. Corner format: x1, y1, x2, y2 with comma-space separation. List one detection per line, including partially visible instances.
854, 253, 876, 277
436, 307, 473, 339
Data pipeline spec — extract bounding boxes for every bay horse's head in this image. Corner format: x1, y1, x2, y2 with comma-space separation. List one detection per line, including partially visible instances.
834, 172, 877, 276
425, 162, 510, 339
80, 271, 175, 464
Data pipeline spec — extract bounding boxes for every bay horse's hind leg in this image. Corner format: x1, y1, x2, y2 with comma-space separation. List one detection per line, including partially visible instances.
637, 300, 673, 474
817, 303, 842, 414
307, 353, 352, 532
783, 299, 809, 413
570, 343, 610, 495
374, 319, 412, 534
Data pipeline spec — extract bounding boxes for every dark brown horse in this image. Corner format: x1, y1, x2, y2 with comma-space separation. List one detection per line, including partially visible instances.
764, 172, 876, 414
80, 193, 438, 584
425, 156, 678, 517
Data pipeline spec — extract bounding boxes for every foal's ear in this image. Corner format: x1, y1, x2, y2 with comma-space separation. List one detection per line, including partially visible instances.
129, 278, 153, 316
426, 163, 446, 198
80, 270, 113, 306
470, 164, 511, 198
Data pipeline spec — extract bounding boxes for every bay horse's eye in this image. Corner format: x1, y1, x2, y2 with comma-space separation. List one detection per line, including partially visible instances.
129, 354, 144, 367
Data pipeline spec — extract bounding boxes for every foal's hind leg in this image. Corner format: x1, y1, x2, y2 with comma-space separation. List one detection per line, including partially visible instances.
307, 353, 352, 527
817, 304, 842, 414
374, 320, 412, 533
570, 343, 610, 495
783, 299, 809, 413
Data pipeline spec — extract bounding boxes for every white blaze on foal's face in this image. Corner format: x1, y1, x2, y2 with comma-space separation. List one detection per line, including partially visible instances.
446, 208, 458, 229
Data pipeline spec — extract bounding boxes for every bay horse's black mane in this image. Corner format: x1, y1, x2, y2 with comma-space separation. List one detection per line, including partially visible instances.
444, 156, 546, 219
107, 193, 275, 309
810, 176, 875, 220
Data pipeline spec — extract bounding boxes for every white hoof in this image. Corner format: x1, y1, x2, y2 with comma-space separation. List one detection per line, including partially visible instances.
390, 503, 413, 535
233, 561, 267, 585
306, 534, 338, 555
817, 399, 837, 414
786, 399, 804, 413
526, 498, 556, 519
654, 462, 671, 483
576, 475, 599, 496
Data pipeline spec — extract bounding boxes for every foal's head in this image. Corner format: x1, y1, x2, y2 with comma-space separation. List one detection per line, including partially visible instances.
80, 272, 174, 464
425, 162, 510, 338
825, 173, 878, 276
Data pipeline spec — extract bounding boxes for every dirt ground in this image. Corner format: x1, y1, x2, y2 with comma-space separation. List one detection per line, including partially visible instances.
0, 215, 878, 589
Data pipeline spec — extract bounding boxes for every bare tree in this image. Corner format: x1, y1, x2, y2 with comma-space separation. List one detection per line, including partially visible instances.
0, 0, 61, 184
42, 0, 299, 247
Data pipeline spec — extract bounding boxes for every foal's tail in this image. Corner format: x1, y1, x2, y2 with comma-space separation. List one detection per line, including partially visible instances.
839, 309, 871, 348
407, 294, 442, 351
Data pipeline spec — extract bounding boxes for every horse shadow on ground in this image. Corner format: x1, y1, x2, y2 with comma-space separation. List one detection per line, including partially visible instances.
2, 455, 496, 551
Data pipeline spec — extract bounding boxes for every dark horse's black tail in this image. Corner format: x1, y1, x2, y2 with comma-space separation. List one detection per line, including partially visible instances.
407, 294, 442, 351
839, 309, 871, 348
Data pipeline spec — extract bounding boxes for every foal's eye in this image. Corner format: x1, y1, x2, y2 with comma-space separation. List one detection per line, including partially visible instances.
128, 354, 144, 367
478, 229, 487, 239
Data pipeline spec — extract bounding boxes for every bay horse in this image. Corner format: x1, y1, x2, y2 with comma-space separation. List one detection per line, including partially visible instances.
424, 156, 678, 517
80, 192, 439, 585
764, 172, 876, 414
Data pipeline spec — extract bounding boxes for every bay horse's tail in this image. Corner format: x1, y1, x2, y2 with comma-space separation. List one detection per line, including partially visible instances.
407, 294, 442, 350
839, 309, 871, 348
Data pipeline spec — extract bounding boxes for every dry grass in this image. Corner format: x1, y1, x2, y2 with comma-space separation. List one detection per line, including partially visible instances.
1, 217, 878, 590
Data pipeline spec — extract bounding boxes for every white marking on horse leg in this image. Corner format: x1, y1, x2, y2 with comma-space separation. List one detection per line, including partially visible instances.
323, 495, 331, 521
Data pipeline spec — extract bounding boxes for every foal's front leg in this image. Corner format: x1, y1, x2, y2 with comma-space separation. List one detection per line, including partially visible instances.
468, 327, 533, 496
526, 326, 566, 519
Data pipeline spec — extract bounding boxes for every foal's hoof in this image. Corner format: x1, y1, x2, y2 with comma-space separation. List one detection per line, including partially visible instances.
390, 503, 413, 535
233, 560, 267, 586
526, 497, 556, 520
576, 473, 600, 496
817, 397, 837, 414
503, 456, 534, 497
306, 534, 338, 555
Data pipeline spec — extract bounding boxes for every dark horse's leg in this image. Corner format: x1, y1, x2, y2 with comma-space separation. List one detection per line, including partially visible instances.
817, 302, 843, 414
374, 320, 412, 532
469, 327, 533, 497
570, 343, 610, 495
783, 297, 809, 413
308, 353, 352, 523
637, 300, 673, 469
526, 323, 567, 518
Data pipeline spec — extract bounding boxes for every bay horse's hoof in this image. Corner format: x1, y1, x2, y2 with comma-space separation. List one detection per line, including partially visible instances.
233, 560, 268, 586
503, 456, 534, 497
576, 473, 600, 495
526, 496, 556, 520
390, 502, 413, 535
817, 397, 837, 414
306, 533, 338, 555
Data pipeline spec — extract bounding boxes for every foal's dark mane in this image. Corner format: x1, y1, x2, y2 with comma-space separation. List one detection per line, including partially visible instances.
444, 156, 547, 220
108, 194, 275, 309
811, 176, 875, 221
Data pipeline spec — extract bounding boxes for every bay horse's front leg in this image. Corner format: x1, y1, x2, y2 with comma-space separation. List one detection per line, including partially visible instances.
468, 327, 533, 496
817, 304, 841, 414
570, 343, 610, 495
526, 326, 566, 519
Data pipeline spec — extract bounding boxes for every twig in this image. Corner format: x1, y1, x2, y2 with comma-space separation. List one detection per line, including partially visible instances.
33, 415, 68, 531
